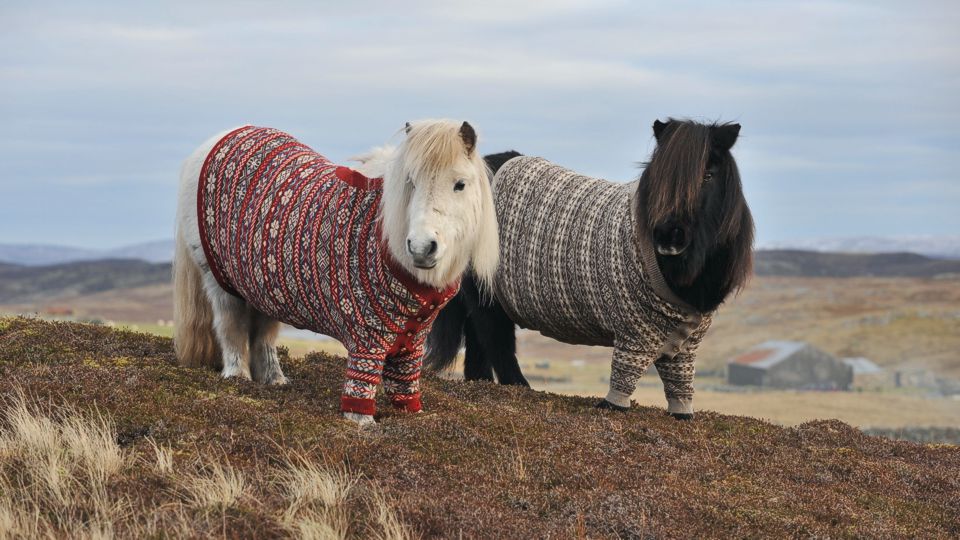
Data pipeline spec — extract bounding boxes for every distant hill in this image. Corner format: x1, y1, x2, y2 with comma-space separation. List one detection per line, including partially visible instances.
1, 249, 958, 308
759, 235, 960, 259
5, 236, 960, 266
754, 250, 960, 278
0, 259, 171, 304
0, 240, 174, 265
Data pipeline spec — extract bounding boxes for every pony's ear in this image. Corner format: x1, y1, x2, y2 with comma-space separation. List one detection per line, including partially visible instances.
459, 121, 477, 155
404, 122, 412, 134
714, 123, 741, 151
653, 119, 670, 142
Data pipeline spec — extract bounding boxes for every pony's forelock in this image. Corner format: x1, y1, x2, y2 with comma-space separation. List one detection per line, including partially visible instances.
640, 120, 710, 231
397, 120, 473, 180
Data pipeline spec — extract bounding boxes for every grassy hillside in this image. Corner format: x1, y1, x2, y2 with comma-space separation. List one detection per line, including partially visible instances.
0, 317, 957, 538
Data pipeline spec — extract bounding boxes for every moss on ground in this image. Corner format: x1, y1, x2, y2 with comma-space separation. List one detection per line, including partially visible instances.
0, 316, 958, 538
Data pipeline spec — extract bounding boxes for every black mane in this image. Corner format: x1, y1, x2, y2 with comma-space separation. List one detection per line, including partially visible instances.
484, 150, 522, 175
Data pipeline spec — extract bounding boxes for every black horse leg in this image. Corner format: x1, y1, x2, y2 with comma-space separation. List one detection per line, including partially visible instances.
464, 295, 529, 387
487, 302, 529, 386
463, 321, 495, 381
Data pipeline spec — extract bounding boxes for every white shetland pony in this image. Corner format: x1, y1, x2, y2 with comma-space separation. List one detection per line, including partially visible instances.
173, 120, 497, 425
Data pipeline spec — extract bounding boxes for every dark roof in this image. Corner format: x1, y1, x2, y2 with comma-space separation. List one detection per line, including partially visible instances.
729, 341, 809, 369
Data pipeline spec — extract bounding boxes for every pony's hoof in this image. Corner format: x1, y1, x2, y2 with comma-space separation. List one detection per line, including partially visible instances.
669, 412, 694, 421
221, 369, 252, 381
595, 399, 629, 412
343, 412, 376, 427
267, 374, 289, 386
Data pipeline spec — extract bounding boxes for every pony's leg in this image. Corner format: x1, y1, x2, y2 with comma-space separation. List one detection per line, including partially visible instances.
341, 354, 383, 425
653, 353, 695, 420
464, 301, 528, 386
383, 352, 423, 412
482, 301, 528, 386
598, 344, 655, 410
460, 275, 528, 386
463, 324, 494, 381
248, 310, 287, 385
204, 275, 252, 380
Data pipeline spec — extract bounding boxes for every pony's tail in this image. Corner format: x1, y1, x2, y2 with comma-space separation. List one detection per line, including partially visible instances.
424, 289, 468, 372
173, 233, 221, 370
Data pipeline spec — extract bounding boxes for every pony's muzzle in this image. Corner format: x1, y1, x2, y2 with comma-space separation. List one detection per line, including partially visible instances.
653, 222, 690, 256
407, 237, 439, 268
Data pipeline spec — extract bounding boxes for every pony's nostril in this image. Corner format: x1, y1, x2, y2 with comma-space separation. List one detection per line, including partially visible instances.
671, 228, 685, 246
427, 240, 438, 256
406, 239, 414, 254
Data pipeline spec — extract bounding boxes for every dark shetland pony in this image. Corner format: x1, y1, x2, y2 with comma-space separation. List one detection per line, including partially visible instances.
426, 119, 754, 418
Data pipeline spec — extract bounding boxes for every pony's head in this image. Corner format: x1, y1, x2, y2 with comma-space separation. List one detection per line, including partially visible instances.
637, 119, 754, 302
381, 119, 499, 290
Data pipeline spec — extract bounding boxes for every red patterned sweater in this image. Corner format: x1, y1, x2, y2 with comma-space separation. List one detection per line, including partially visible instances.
198, 126, 459, 415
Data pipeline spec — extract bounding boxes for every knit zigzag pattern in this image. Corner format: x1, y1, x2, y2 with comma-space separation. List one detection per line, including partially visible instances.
198, 126, 458, 416
492, 156, 712, 415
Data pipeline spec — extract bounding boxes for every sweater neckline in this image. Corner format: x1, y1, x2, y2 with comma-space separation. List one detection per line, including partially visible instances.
628, 192, 701, 318
380, 238, 460, 307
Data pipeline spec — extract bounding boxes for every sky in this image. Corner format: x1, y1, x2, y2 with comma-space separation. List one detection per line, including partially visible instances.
0, 0, 957, 249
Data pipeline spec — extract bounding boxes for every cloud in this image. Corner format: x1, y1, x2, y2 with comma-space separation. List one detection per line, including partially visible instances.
0, 0, 957, 246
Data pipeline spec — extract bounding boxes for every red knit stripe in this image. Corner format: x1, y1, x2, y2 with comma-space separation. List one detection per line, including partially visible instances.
300, 173, 341, 330
243, 144, 313, 308
384, 371, 420, 382
345, 369, 382, 385
390, 394, 422, 413
341, 396, 376, 415
214, 127, 261, 292
233, 141, 301, 297
225, 132, 276, 295
273, 159, 331, 327
197, 126, 249, 298
356, 194, 404, 336
335, 166, 383, 191
340, 185, 368, 344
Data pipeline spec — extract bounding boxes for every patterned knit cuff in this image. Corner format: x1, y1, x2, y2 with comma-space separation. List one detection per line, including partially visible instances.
605, 388, 632, 409
389, 393, 422, 413
341, 396, 376, 416
667, 398, 693, 415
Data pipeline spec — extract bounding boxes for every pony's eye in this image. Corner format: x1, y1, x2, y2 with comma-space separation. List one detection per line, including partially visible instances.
704, 172, 714, 182
454, 180, 466, 192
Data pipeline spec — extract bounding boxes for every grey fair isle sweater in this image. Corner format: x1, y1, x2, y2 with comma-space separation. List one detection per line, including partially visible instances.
493, 156, 712, 415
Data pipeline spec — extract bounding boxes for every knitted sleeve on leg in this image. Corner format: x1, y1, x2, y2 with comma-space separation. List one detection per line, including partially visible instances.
654, 316, 711, 415
605, 343, 658, 408
383, 351, 423, 412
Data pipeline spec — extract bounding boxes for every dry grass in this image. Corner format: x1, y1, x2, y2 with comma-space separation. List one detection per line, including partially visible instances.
0, 391, 125, 539
367, 488, 415, 540
277, 456, 354, 538
146, 437, 174, 475
182, 457, 248, 509
277, 454, 414, 540
0, 386, 412, 539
